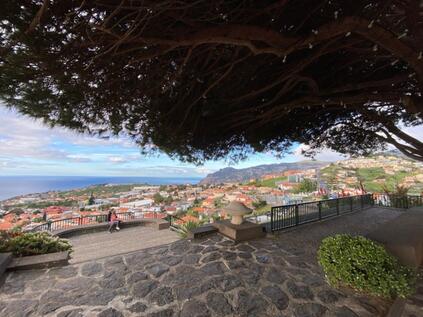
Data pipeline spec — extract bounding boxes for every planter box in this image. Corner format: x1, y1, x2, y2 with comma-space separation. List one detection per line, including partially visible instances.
212, 220, 265, 243
7, 251, 70, 271
188, 225, 218, 239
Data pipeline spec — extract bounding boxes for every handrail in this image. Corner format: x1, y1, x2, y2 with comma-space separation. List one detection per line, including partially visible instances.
270, 194, 373, 232
29, 211, 147, 232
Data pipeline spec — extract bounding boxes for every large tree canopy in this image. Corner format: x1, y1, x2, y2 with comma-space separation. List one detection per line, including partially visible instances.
0, 0, 422, 162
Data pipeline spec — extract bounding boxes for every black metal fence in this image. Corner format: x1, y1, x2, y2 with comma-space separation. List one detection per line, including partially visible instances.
372, 194, 423, 209
270, 194, 373, 232
166, 215, 184, 232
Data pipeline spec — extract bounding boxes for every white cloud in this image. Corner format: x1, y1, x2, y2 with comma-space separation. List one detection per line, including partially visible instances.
108, 156, 127, 163
293, 144, 348, 162
66, 155, 93, 163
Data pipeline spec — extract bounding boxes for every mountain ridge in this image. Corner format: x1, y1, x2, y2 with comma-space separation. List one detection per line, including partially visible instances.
199, 161, 329, 185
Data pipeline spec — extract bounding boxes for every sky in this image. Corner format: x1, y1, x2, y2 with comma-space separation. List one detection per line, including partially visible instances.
0, 104, 420, 178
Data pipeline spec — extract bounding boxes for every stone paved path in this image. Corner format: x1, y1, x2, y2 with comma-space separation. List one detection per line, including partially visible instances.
0, 235, 390, 317
402, 269, 423, 317
68, 226, 180, 263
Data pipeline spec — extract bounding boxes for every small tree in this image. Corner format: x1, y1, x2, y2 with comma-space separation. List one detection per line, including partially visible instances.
153, 193, 165, 204
214, 198, 223, 208
296, 179, 317, 193
164, 195, 173, 205
252, 200, 267, 209
88, 193, 95, 205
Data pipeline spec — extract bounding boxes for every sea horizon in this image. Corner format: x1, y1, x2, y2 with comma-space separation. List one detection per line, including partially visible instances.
0, 175, 202, 201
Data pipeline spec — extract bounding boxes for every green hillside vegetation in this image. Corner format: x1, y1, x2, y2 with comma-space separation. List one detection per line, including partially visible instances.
60, 184, 135, 198
357, 168, 412, 192
322, 162, 421, 193
356, 167, 385, 180
248, 176, 288, 188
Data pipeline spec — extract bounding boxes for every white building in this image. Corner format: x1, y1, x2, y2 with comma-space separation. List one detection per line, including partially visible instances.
120, 199, 154, 208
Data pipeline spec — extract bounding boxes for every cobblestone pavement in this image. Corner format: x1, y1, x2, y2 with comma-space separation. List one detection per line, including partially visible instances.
402, 269, 423, 317
0, 233, 390, 317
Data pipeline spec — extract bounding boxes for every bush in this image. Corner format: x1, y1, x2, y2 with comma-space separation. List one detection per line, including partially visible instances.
0, 232, 72, 257
318, 234, 415, 299
178, 221, 200, 238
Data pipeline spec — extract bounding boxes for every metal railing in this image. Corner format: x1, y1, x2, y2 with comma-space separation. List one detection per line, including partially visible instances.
270, 194, 373, 232
30, 212, 146, 232
166, 214, 184, 232
372, 193, 423, 209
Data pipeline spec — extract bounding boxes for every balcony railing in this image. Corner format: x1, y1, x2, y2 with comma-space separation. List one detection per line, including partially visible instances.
29, 212, 157, 232
372, 193, 423, 209
270, 194, 373, 232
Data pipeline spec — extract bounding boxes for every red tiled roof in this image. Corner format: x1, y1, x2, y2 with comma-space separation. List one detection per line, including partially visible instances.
0, 221, 13, 231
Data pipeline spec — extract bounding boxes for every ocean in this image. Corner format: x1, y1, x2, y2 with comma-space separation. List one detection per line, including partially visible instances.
0, 176, 202, 201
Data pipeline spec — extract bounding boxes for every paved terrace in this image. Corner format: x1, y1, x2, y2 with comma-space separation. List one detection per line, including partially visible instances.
68, 226, 180, 263
0, 206, 422, 317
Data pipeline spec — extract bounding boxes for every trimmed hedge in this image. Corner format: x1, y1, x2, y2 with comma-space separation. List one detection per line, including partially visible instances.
318, 234, 415, 298
0, 232, 72, 257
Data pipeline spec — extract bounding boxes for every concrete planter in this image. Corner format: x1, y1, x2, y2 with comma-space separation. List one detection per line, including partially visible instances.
7, 251, 70, 271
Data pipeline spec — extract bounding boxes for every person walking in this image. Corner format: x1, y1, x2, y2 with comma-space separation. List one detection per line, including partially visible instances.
108, 210, 121, 233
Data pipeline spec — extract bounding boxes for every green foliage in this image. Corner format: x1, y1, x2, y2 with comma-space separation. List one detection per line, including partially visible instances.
318, 235, 415, 299
164, 195, 173, 205
0, 232, 72, 257
211, 214, 221, 222
356, 167, 386, 180
321, 159, 422, 193
383, 184, 410, 196
9, 225, 22, 234
32, 217, 44, 223
187, 209, 199, 217
248, 176, 288, 188
178, 221, 200, 238
192, 198, 202, 207
153, 193, 165, 204
252, 199, 267, 209
294, 178, 317, 193
213, 198, 224, 208
88, 193, 96, 205
0, 1, 422, 163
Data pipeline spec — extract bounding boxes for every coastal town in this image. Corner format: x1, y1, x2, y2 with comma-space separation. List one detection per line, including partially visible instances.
0, 154, 422, 232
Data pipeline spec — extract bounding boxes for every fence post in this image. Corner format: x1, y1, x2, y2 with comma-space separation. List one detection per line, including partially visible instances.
360, 195, 364, 209
270, 209, 273, 232
295, 205, 299, 226
318, 201, 322, 220
336, 198, 340, 215
405, 195, 409, 209
350, 197, 353, 212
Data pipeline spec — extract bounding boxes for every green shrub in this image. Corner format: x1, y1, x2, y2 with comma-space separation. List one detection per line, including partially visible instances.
0, 232, 72, 257
318, 234, 415, 299
178, 221, 200, 238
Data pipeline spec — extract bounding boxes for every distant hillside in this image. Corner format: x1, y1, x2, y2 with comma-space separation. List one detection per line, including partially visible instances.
199, 161, 328, 185
321, 154, 423, 193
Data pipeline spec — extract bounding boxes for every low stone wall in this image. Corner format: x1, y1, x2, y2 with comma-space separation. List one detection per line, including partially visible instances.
7, 251, 70, 271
